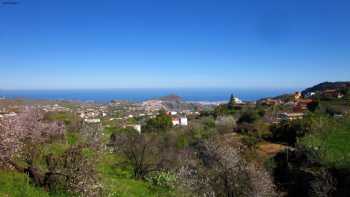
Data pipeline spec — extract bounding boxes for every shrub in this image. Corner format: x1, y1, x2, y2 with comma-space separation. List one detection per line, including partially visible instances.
241, 134, 259, 150
143, 111, 172, 133
238, 110, 259, 124
177, 138, 277, 197
146, 171, 177, 189
215, 116, 236, 134
270, 119, 312, 146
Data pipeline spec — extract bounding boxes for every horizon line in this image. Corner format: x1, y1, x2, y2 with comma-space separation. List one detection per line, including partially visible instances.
0, 86, 302, 91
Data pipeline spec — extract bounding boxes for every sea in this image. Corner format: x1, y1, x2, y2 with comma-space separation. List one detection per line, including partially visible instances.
0, 88, 297, 103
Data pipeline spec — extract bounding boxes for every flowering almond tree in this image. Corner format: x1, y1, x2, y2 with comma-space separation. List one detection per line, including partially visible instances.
0, 108, 102, 196
0, 107, 65, 167
177, 138, 277, 197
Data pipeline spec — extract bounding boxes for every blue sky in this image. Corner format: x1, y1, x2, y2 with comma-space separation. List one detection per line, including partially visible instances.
0, 0, 349, 90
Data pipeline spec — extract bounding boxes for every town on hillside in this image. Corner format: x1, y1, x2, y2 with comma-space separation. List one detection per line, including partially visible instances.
1, 81, 350, 197
1, 82, 349, 133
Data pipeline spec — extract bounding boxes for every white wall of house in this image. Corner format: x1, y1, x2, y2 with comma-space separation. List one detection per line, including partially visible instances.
170, 111, 177, 115
180, 117, 188, 126
131, 124, 141, 133
84, 118, 101, 123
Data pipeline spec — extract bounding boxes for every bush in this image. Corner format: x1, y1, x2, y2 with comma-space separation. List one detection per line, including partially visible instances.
299, 116, 350, 168
241, 134, 259, 150
215, 116, 236, 134
214, 104, 235, 117
146, 171, 177, 190
307, 100, 320, 112
188, 116, 217, 140
264, 158, 276, 175
143, 111, 172, 133
177, 139, 277, 197
238, 110, 259, 124
271, 147, 336, 197
270, 119, 311, 146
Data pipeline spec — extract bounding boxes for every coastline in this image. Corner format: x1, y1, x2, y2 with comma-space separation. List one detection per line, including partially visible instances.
0, 88, 296, 103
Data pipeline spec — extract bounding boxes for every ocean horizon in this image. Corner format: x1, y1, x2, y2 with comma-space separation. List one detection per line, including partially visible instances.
0, 88, 298, 103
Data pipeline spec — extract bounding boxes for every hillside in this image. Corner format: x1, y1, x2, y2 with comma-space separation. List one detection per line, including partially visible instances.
302, 81, 350, 95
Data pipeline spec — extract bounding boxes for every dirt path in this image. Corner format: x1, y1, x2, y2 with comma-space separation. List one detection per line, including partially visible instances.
257, 143, 287, 158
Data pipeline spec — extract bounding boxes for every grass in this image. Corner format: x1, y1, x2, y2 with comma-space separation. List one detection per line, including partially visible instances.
103, 126, 118, 138
44, 111, 74, 124
1, 117, 178, 196
300, 118, 350, 168
65, 131, 80, 145
0, 170, 49, 197
43, 143, 70, 155
1, 144, 176, 197
97, 153, 176, 197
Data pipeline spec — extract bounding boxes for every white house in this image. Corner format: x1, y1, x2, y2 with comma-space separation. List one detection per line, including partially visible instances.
180, 117, 188, 126
234, 97, 243, 104
172, 116, 188, 126
305, 92, 316, 98
84, 118, 101, 123
130, 124, 142, 133
170, 111, 177, 115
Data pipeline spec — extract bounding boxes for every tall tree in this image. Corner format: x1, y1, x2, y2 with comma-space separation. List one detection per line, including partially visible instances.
110, 131, 174, 179
228, 94, 236, 110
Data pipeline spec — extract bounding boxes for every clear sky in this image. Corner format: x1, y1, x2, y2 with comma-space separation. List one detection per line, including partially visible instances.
0, 0, 349, 90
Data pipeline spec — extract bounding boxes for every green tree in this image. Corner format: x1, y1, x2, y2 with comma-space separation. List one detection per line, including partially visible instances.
143, 111, 173, 133
307, 100, 320, 112
228, 94, 236, 110
270, 119, 312, 146
212, 94, 239, 117
238, 110, 259, 124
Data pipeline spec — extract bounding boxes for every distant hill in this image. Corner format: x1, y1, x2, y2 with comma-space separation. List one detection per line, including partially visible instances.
257, 93, 294, 103
302, 81, 350, 95
258, 81, 350, 102
159, 94, 182, 102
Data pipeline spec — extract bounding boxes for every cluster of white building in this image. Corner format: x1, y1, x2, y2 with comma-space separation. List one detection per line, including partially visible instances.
41, 104, 71, 112
171, 116, 188, 126
78, 107, 107, 123
142, 100, 166, 112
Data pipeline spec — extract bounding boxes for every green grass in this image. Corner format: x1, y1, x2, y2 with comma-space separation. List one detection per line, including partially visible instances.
300, 118, 350, 168
103, 126, 118, 138
1, 120, 178, 197
0, 145, 172, 197
1, 149, 177, 197
97, 153, 176, 197
43, 143, 70, 155
319, 99, 350, 115
44, 111, 74, 124
0, 170, 49, 197
65, 131, 80, 145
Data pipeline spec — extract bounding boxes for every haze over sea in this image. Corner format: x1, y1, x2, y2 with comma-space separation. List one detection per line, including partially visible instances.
0, 88, 296, 103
